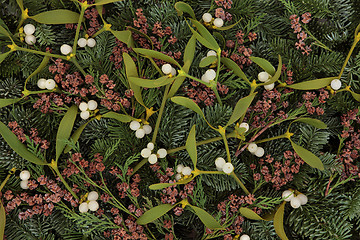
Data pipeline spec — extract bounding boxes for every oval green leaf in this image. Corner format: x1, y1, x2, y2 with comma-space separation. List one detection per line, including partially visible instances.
188, 205, 222, 229
0, 200, 5, 238
294, 118, 327, 129
25, 56, 50, 86
290, 140, 324, 170
186, 125, 197, 167
0, 98, 21, 108
187, 22, 216, 51
0, 22, 12, 39
226, 93, 256, 126
171, 96, 205, 119
213, 32, 226, 49
183, 34, 196, 73
199, 56, 217, 68
274, 202, 289, 240
250, 56, 276, 76
0, 121, 47, 165
64, 119, 94, 154
129, 76, 175, 88
287, 77, 336, 90
111, 30, 134, 48
216, 19, 241, 31
0, 51, 11, 65
56, 105, 78, 161
240, 207, 266, 220
221, 57, 249, 83
149, 176, 194, 190
133, 48, 181, 68
174, 2, 196, 19
30, 10, 80, 24
93, 0, 122, 5
137, 204, 175, 225
349, 89, 360, 102
190, 19, 219, 51
102, 112, 133, 122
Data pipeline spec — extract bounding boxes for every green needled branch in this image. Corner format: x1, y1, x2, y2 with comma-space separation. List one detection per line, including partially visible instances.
230, 172, 250, 195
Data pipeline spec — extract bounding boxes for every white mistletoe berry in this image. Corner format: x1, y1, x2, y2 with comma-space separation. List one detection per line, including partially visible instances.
80, 111, 90, 120
148, 154, 158, 164
37, 78, 47, 89
147, 142, 154, 150
254, 147, 264, 157
175, 173, 182, 181
239, 122, 249, 132
247, 143, 258, 153
60, 44, 72, 55
264, 83, 275, 90
207, 50, 217, 57
25, 35, 36, 45
45, 79, 56, 90
215, 157, 226, 169
331, 79, 341, 90
170, 67, 177, 77
297, 193, 308, 205
282, 190, 294, 202
19, 170, 30, 181
240, 235, 250, 240
201, 74, 210, 83
24, 24, 36, 35
222, 162, 234, 174
87, 191, 99, 201
202, 13, 212, 23
204, 69, 216, 81
79, 102, 89, 112
176, 164, 184, 173
87, 100, 98, 111
162, 64, 172, 75
290, 197, 302, 209
182, 166, 192, 176
20, 180, 29, 189
79, 202, 89, 213
141, 148, 152, 158
87, 38, 96, 48
258, 72, 270, 82
143, 124, 152, 134
130, 121, 141, 131
88, 200, 99, 211
135, 128, 145, 138
157, 148, 167, 158
213, 18, 224, 28
77, 38, 87, 48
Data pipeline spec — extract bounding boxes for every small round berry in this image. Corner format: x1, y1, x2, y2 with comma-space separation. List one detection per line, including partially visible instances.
297, 193, 308, 205
162, 64, 172, 75
79, 102, 88, 112
331, 79, 341, 90
88, 200, 99, 211
247, 143, 258, 153
19, 170, 30, 181
222, 162, 234, 174
25, 35, 36, 45
87, 38, 96, 48
141, 148, 152, 158
215, 157, 226, 169
282, 190, 294, 202
239, 235, 250, 240
176, 164, 184, 173
77, 38, 87, 48
80, 111, 90, 120
87, 191, 99, 201
254, 147, 264, 157
60, 44, 72, 55
20, 180, 29, 189
135, 128, 145, 138
157, 148, 167, 158
213, 18, 224, 28
24, 24, 36, 35
143, 124, 152, 134
147, 142, 154, 150
258, 72, 270, 82
129, 121, 141, 131
79, 202, 89, 213
239, 122, 249, 132
45, 79, 56, 90
87, 100, 98, 110
182, 166, 192, 176
148, 154, 158, 164
37, 78, 47, 89
207, 50, 217, 57
202, 13, 212, 23
201, 74, 210, 83
204, 69, 216, 81
290, 197, 302, 209
175, 173, 182, 181
170, 67, 177, 77
264, 83, 275, 90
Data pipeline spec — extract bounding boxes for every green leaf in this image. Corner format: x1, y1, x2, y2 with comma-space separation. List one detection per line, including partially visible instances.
226, 93, 256, 126
0, 200, 5, 238
30, 10, 80, 24
294, 118, 327, 129
287, 77, 336, 90
240, 207, 266, 220
111, 30, 134, 48
128, 27, 153, 49
190, 19, 219, 50
349, 90, 360, 101
26, 56, 50, 83
0, 98, 21, 108
0, 22, 12, 39
174, 1, 196, 19
250, 57, 276, 76
261, 55, 282, 85
183, 34, 196, 72
64, 119, 93, 154
168, 76, 186, 99
187, 22, 216, 50
290, 140, 324, 170
221, 57, 249, 83
216, 19, 241, 31
273, 202, 289, 240
149, 177, 194, 190
137, 204, 175, 225
188, 205, 222, 229
16, 0, 23, 10
213, 32, 225, 49
93, 0, 122, 5
0, 51, 11, 64
129, 76, 175, 88
186, 125, 197, 167
0, 121, 47, 165
102, 112, 133, 122
171, 96, 205, 119
199, 56, 217, 68
56, 105, 77, 161
133, 48, 180, 67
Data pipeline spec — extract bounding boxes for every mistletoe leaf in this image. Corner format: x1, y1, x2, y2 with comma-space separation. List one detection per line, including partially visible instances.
186, 125, 197, 167
30, 10, 80, 24
111, 30, 134, 48
0, 98, 21, 108
226, 93, 256, 126
250, 56, 276, 76
293, 118, 327, 129
221, 57, 249, 82
188, 205, 222, 229
274, 202, 289, 240
287, 77, 336, 90
174, 1, 196, 19
129, 76, 175, 88
199, 56, 217, 68
133, 48, 180, 67
137, 204, 176, 225
290, 140, 324, 170
56, 105, 77, 161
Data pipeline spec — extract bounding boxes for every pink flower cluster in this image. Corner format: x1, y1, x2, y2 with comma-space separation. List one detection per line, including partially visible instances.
184, 81, 229, 106
297, 89, 329, 115
214, 0, 233, 21
290, 13, 312, 55
8, 121, 49, 149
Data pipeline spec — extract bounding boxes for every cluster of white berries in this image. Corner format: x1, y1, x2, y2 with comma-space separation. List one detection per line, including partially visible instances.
37, 78, 56, 90
258, 71, 274, 90
239, 234, 250, 240
215, 157, 234, 174
247, 143, 265, 157
19, 170, 30, 189
79, 100, 98, 120
202, 13, 224, 28
282, 190, 308, 209
23, 24, 37, 45
77, 38, 96, 48
161, 64, 177, 77
129, 120, 152, 139
174, 164, 192, 180
79, 191, 100, 213
330, 79, 341, 91
141, 142, 167, 164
